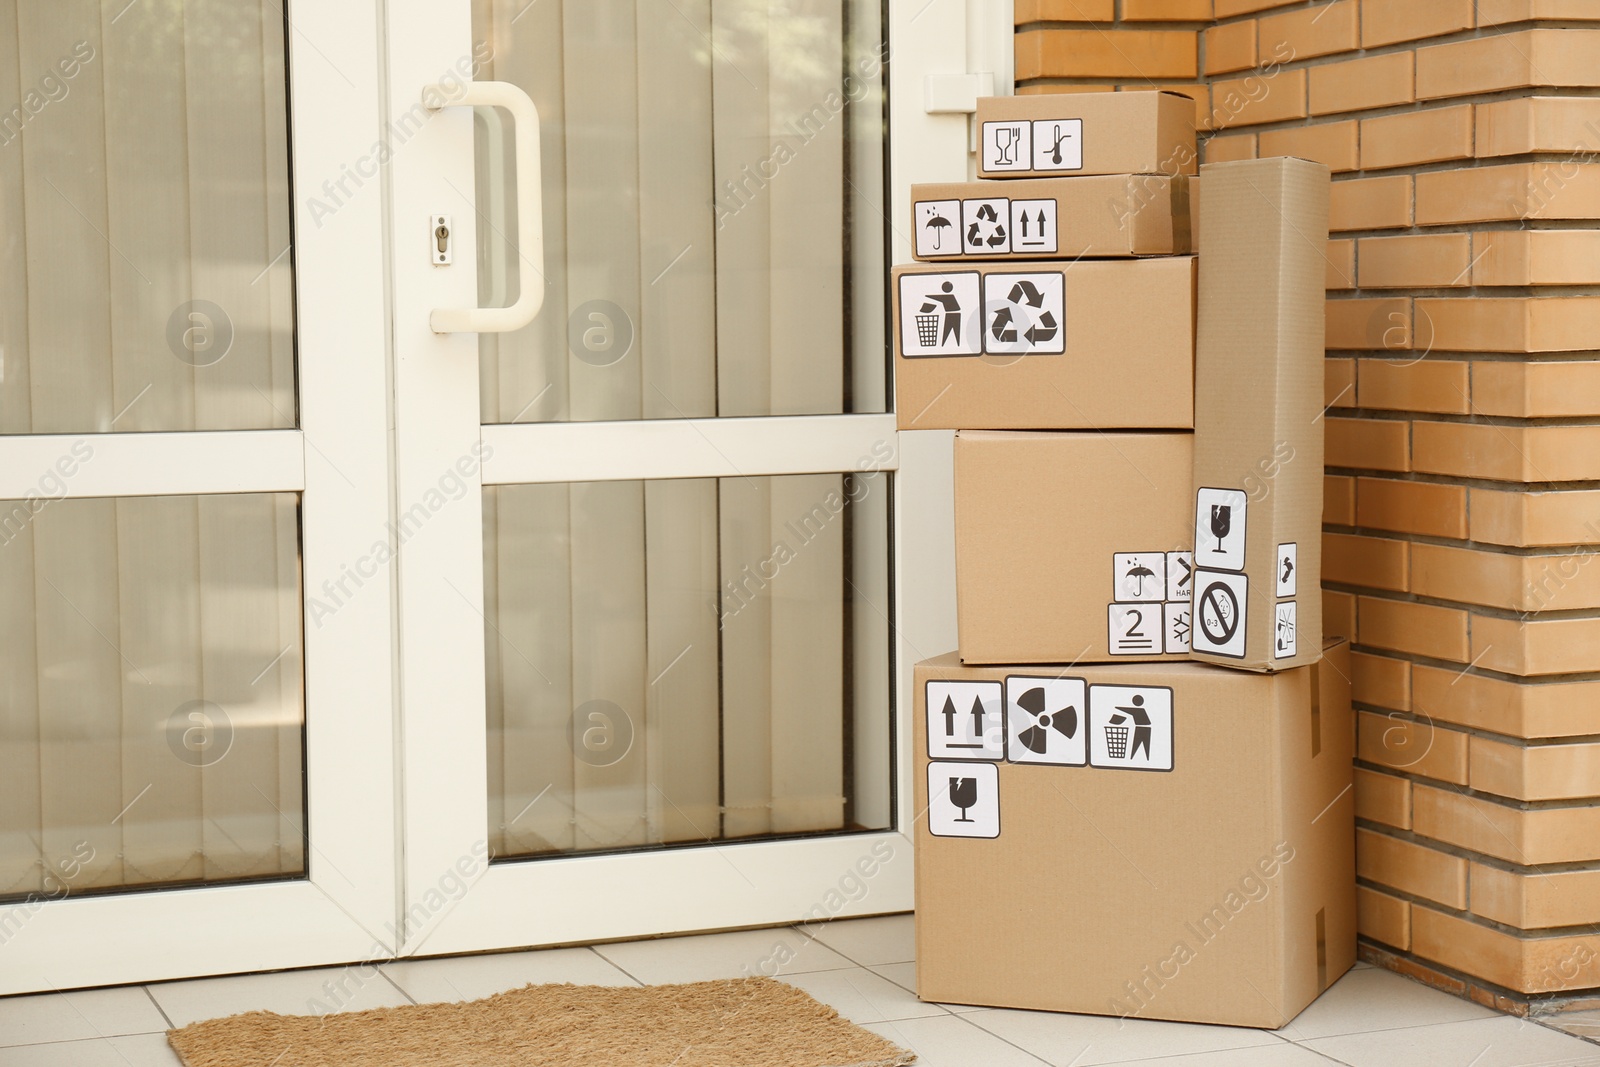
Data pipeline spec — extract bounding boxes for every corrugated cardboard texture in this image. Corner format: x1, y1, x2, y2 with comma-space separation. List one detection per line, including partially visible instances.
893, 258, 1196, 431
910, 175, 1192, 262
1191, 157, 1330, 672
955, 432, 1194, 664
976, 91, 1198, 179
912, 639, 1356, 1029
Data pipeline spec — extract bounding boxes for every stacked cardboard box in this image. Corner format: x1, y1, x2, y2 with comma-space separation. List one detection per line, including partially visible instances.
899, 92, 1349, 1028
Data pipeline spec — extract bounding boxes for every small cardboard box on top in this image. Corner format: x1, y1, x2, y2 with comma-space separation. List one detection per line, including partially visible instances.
955, 431, 1194, 665
975, 91, 1197, 180
1189, 157, 1331, 672
893, 257, 1195, 430
910, 174, 1191, 261
913, 639, 1357, 1028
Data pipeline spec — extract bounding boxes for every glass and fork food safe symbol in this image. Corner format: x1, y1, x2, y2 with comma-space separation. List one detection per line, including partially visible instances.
982, 122, 1032, 173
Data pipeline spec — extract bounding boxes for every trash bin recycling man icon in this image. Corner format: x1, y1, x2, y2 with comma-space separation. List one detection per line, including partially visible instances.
1105, 694, 1153, 762
919, 281, 963, 347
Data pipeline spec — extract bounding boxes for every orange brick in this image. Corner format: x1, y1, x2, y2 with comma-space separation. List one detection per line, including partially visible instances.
1013, 84, 1119, 96
1214, 0, 1301, 15
1358, 710, 1468, 785
1203, 132, 1257, 163
1417, 30, 1600, 101
1138, 84, 1213, 131
1473, 231, 1600, 287
1359, 597, 1468, 661
1413, 665, 1600, 739
1416, 163, 1600, 225
1259, 2, 1358, 62
1122, 0, 1214, 19
1326, 357, 1356, 408
1211, 67, 1307, 128
1470, 488, 1600, 549
1472, 863, 1600, 930
1416, 296, 1600, 353
1414, 782, 1600, 865
1016, 28, 1198, 80
1356, 477, 1467, 540
1352, 651, 1410, 712
1203, 20, 1257, 76
1356, 767, 1412, 828
1325, 588, 1357, 642
1357, 828, 1467, 907
1356, 234, 1472, 290
1326, 473, 1356, 525
1479, 0, 1600, 22
1309, 52, 1415, 117
1325, 533, 1409, 592
1471, 361, 1600, 419
1414, 422, 1600, 483
1327, 297, 1411, 351
1471, 736, 1600, 803
1015, 0, 1115, 22
1477, 97, 1600, 157
1358, 885, 1411, 950
1260, 120, 1359, 173
1471, 615, 1600, 677
1412, 905, 1600, 995
1326, 238, 1356, 289
1362, 0, 1473, 48
1326, 416, 1410, 472
1330, 175, 1412, 232
1357, 358, 1469, 415
1413, 543, 1600, 614
1360, 106, 1474, 171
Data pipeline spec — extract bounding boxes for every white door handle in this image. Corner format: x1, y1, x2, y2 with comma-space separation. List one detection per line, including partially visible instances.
423, 81, 545, 334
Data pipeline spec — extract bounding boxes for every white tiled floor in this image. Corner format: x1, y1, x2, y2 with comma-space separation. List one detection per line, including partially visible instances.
4, 916, 1600, 1066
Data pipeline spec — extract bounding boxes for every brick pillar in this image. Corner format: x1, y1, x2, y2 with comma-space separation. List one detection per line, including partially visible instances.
1016, 0, 1600, 1010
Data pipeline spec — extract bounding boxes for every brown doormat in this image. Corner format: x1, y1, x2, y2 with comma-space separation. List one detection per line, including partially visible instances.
166, 976, 917, 1067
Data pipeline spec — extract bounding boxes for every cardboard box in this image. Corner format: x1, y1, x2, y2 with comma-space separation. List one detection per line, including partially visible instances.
975, 91, 1197, 180
893, 257, 1195, 430
913, 639, 1357, 1028
955, 431, 1194, 664
1190, 157, 1330, 671
910, 175, 1192, 261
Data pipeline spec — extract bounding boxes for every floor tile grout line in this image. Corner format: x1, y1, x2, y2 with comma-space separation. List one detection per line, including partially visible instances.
587, 945, 647, 987
947, 1010, 1057, 1066
142, 985, 176, 1030
376, 966, 418, 1006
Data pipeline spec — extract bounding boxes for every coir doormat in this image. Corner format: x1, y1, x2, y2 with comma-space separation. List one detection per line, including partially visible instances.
167, 976, 917, 1067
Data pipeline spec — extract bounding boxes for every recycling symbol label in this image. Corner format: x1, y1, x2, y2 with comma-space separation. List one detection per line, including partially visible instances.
963, 198, 1011, 254
983, 271, 1065, 356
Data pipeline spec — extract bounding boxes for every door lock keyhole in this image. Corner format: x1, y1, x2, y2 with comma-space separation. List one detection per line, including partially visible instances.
431, 214, 452, 265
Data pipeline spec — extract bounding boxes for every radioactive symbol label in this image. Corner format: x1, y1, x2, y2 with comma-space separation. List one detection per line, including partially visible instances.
1192, 569, 1249, 659
983, 271, 1065, 356
925, 680, 1004, 760
1003, 675, 1088, 767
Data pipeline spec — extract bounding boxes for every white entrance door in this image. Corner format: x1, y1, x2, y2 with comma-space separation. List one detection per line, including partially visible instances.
0, 0, 995, 993
0, 5, 398, 993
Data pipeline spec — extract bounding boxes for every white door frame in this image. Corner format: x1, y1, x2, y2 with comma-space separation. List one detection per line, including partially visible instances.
0, 2, 400, 996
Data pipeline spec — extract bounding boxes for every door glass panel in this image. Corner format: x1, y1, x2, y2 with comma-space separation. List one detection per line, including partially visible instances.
472, 0, 887, 424
0, 492, 305, 902
484, 471, 891, 859
0, 3, 295, 435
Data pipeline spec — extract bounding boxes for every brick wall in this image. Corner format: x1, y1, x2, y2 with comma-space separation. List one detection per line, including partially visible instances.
1017, 0, 1600, 1007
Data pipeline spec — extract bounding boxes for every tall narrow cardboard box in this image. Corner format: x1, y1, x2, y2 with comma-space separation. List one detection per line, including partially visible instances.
1189, 157, 1330, 672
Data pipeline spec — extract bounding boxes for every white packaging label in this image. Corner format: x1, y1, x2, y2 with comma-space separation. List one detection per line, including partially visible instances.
983, 272, 1065, 356
914, 199, 962, 258
1011, 198, 1058, 254
1108, 603, 1161, 656
1031, 118, 1083, 172
962, 197, 1012, 255
1192, 569, 1249, 659
1194, 488, 1249, 572
982, 121, 1032, 174
1113, 552, 1167, 603
899, 272, 982, 357
1166, 551, 1194, 603
1275, 601, 1298, 659
1004, 676, 1088, 767
1277, 542, 1298, 598
925, 680, 1004, 760
1088, 685, 1173, 771
927, 761, 1000, 838
1164, 602, 1192, 654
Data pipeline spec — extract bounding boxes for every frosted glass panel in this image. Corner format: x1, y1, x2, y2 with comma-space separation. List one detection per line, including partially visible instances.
484, 472, 892, 859
472, 0, 887, 424
0, 493, 305, 902
0, 1, 295, 434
